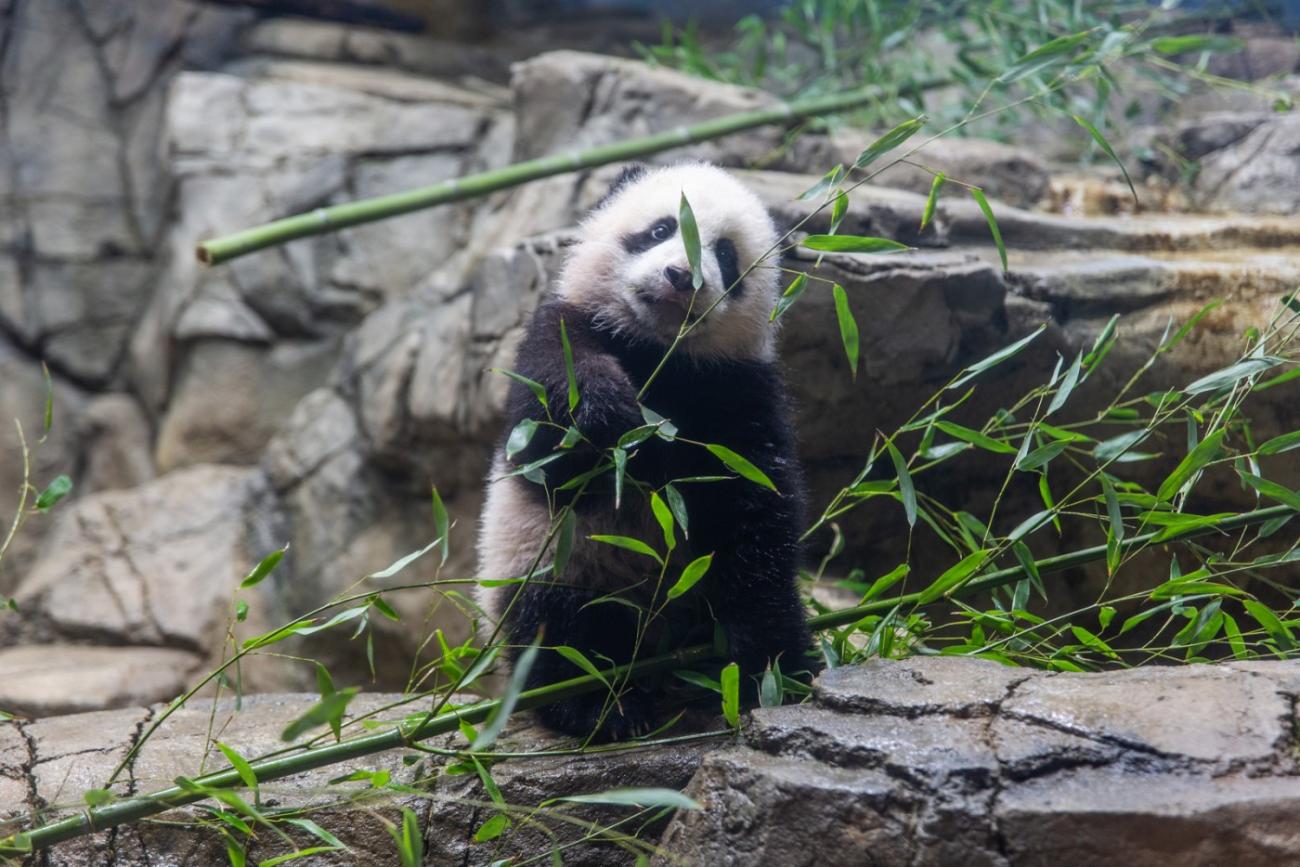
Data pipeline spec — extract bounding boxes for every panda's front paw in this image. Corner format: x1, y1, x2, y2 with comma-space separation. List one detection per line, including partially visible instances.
534, 688, 657, 743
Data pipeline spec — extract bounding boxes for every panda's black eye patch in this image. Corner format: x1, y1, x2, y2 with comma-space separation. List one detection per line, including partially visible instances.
622, 217, 677, 254
714, 237, 745, 297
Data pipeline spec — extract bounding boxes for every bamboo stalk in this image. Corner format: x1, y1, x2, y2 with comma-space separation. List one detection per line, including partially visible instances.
195, 79, 947, 265
5, 503, 1290, 855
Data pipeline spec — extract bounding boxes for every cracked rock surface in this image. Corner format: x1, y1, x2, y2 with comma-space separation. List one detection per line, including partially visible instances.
5, 658, 1300, 865
658, 657, 1300, 866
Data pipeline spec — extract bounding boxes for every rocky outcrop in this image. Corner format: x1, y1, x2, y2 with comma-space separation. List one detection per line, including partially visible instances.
5, 658, 1300, 865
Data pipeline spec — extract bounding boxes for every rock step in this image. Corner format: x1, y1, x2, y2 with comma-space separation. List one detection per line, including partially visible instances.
0, 645, 203, 718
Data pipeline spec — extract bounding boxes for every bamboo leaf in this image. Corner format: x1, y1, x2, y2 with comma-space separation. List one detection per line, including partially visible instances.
492, 368, 548, 411
949, 325, 1045, 389
1101, 474, 1125, 542
999, 30, 1093, 82
1238, 472, 1300, 511
388, 807, 423, 867
829, 190, 849, 235
771, 273, 808, 322
472, 640, 539, 751
613, 446, 627, 509
505, 418, 538, 459
1046, 352, 1083, 415
431, 485, 450, 566
665, 483, 689, 539
886, 441, 916, 527
651, 491, 676, 552
1260, 431, 1300, 455
921, 172, 944, 231
283, 819, 346, 852
853, 116, 926, 169
240, 545, 288, 589
801, 234, 908, 253
1186, 357, 1284, 394
557, 788, 701, 810
679, 192, 704, 289
935, 421, 1017, 454
918, 549, 991, 605
555, 645, 611, 690
721, 662, 740, 728
1016, 440, 1071, 471
589, 534, 663, 564
799, 164, 845, 201
832, 283, 859, 378
1157, 429, 1225, 503
474, 814, 510, 843
969, 188, 1006, 271
281, 688, 358, 742
667, 553, 713, 600
553, 510, 576, 578
559, 318, 580, 415
34, 475, 72, 512
706, 444, 777, 492
1151, 34, 1244, 55
1070, 115, 1137, 204
1160, 300, 1222, 353
215, 742, 258, 792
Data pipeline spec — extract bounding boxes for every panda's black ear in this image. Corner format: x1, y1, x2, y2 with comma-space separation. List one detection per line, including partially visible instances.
595, 164, 648, 210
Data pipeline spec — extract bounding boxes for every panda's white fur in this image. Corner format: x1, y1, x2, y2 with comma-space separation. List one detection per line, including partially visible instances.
558, 162, 781, 361
476, 163, 782, 632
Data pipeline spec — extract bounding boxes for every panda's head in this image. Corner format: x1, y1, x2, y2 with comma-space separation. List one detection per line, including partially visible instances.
558, 162, 781, 361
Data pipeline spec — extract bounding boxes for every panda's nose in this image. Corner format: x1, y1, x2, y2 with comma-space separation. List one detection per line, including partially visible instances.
664, 265, 694, 292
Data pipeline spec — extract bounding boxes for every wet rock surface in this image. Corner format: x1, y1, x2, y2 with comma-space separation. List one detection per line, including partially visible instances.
5, 658, 1300, 865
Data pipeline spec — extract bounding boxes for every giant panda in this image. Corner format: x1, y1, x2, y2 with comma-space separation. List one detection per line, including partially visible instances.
476, 162, 814, 741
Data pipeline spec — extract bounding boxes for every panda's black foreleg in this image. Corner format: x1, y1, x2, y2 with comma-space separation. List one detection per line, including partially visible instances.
504, 583, 656, 742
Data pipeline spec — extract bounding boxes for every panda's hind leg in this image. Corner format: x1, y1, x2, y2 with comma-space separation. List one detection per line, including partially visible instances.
505, 584, 656, 742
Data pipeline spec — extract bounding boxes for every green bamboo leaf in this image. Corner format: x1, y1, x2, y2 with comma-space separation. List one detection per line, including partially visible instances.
505, 418, 538, 459
667, 553, 713, 600
553, 510, 576, 578
1238, 472, 1300, 511
1071, 625, 1119, 659
679, 192, 704, 290
1047, 352, 1083, 415
706, 444, 777, 492
949, 325, 1045, 389
215, 742, 258, 792
771, 273, 808, 322
798, 164, 845, 201
474, 814, 510, 843
589, 534, 663, 564
34, 475, 72, 512
918, 549, 991, 605
650, 491, 676, 552
999, 29, 1093, 82
281, 688, 358, 742
801, 235, 909, 253
1007, 509, 1052, 543
665, 483, 689, 539
829, 190, 849, 235
721, 662, 740, 728
40, 362, 53, 435
1151, 34, 1244, 55
969, 188, 1006, 271
366, 538, 441, 580
559, 318, 580, 415
557, 788, 701, 810
259, 847, 340, 866
886, 441, 916, 527
472, 640, 539, 751
1070, 115, 1137, 204
1260, 431, 1300, 455
388, 807, 423, 867
1101, 474, 1125, 542
1222, 612, 1247, 659
83, 789, 114, 808
1160, 300, 1222, 354
1093, 429, 1151, 463
832, 283, 859, 379
854, 116, 926, 169
1186, 357, 1284, 395
554, 645, 611, 689
613, 446, 627, 509
431, 485, 449, 566
1016, 440, 1070, 471
921, 172, 944, 231
1242, 599, 1293, 650
1157, 429, 1226, 503
935, 421, 1017, 454
492, 368, 548, 411
283, 819, 345, 851
240, 544, 288, 589
861, 563, 909, 602
640, 405, 678, 440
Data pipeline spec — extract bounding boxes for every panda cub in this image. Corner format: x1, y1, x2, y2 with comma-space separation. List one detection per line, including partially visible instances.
477, 162, 813, 741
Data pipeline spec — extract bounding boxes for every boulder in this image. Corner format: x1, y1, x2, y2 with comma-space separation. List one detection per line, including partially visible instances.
1195, 114, 1300, 215
658, 657, 1300, 865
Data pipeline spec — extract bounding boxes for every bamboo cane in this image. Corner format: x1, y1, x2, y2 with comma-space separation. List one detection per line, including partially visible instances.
194, 79, 947, 266
4, 503, 1291, 855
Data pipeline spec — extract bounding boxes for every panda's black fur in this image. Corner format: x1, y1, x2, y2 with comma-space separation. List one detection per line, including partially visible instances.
477, 163, 815, 740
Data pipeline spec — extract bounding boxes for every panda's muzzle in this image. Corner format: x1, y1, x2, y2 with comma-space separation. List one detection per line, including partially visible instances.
663, 265, 694, 293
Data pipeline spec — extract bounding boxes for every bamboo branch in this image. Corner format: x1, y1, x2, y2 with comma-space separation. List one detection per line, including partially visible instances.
4, 503, 1290, 855
194, 79, 947, 266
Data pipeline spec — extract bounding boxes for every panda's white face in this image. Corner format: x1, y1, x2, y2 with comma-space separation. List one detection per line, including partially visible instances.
558, 163, 781, 361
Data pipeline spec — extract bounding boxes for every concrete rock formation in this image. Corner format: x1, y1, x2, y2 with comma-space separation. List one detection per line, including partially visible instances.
5, 658, 1300, 864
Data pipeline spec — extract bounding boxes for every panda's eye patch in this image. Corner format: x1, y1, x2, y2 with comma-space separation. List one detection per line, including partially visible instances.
622, 217, 678, 254
714, 237, 745, 297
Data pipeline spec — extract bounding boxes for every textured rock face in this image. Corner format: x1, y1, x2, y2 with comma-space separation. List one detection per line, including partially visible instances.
5, 658, 1300, 865
659, 657, 1300, 866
